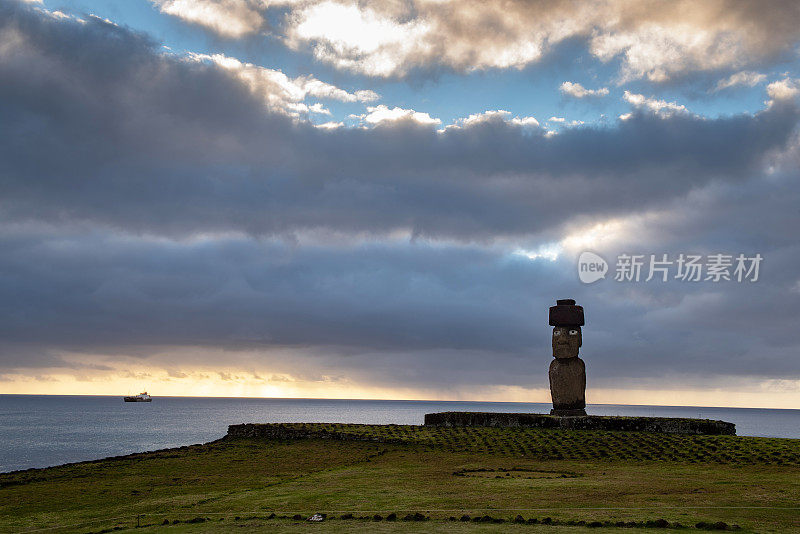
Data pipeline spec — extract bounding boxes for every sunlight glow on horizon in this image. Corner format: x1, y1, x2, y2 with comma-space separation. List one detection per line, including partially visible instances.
2, 371, 798, 410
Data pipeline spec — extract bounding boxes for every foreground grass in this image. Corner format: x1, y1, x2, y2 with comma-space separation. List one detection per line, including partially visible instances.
1, 425, 799, 533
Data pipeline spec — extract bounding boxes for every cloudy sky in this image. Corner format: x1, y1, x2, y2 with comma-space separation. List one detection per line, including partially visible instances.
1, 0, 800, 407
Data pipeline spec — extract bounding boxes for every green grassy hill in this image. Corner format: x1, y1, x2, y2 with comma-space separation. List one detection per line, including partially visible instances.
2, 425, 799, 533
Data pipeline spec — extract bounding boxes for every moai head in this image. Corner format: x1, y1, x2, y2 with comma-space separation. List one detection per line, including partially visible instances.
549, 299, 584, 360
552, 326, 581, 359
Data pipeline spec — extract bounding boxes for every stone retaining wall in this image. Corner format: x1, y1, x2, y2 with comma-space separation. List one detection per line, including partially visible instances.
227, 414, 736, 441
423, 412, 736, 435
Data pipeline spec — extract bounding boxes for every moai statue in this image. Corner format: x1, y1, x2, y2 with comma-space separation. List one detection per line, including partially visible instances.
548, 299, 587, 416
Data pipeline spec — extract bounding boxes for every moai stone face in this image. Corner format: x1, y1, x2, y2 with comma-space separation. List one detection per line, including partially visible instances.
552, 326, 581, 359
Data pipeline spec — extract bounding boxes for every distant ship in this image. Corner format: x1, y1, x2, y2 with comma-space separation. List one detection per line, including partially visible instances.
123, 391, 152, 402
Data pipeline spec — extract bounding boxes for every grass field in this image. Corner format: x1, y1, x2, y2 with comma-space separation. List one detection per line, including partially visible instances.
1, 424, 799, 533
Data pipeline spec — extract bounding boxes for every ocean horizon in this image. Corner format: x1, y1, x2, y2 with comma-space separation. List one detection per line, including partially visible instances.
2, 394, 798, 473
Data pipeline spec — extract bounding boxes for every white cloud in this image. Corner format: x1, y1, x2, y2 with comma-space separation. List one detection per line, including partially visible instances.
315, 121, 344, 129
589, 22, 745, 83
188, 53, 378, 117
362, 105, 440, 126
713, 70, 766, 92
460, 110, 512, 125
547, 116, 584, 127
510, 115, 540, 127
766, 77, 800, 105
287, 1, 433, 77
307, 102, 331, 115
299, 77, 379, 103
560, 81, 609, 98
284, 102, 309, 114
454, 110, 539, 129
154, 0, 268, 39
623, 90, 688, 116
87, 14, 117, 26
152, 0, 800, 82
283, 0, 563, 76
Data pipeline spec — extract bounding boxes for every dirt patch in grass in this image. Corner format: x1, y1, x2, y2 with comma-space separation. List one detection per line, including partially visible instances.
454, 467, 583, 479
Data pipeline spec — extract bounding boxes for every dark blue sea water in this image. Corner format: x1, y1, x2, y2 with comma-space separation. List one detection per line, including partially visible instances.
1, 395, 798, 472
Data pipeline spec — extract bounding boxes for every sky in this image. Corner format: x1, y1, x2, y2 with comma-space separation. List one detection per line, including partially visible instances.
1, 0, 800, 408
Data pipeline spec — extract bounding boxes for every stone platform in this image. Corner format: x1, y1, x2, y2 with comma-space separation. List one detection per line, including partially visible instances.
423, 412, 736, 435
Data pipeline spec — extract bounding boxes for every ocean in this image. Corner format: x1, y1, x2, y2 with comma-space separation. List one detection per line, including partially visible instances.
1, 395, 798, 473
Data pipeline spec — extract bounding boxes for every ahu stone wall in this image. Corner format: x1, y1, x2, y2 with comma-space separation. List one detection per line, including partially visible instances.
423, 412, 736, 435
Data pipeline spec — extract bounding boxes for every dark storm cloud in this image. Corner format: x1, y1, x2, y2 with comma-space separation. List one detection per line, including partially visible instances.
0, 234, 544, 352
561, 152, 800, 385
0, 231, 565, 389
1, 192, 800, 389
0, 3, 798, 242
3, 157, 800, 387
1, 3, 800, 392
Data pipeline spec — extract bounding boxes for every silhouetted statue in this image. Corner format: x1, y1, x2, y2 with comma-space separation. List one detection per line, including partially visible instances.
548, 299, 586, 416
